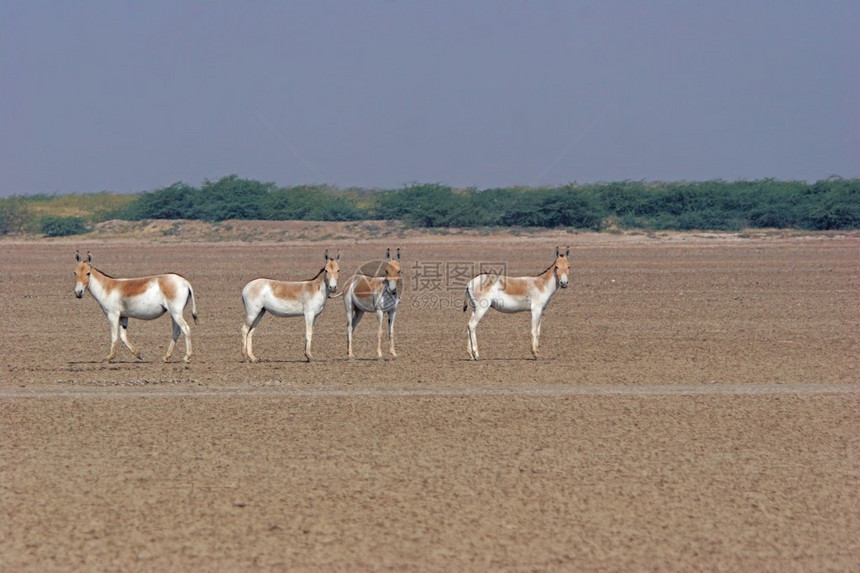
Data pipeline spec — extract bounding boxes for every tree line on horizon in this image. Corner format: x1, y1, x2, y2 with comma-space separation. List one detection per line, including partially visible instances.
1, 175, 858, 236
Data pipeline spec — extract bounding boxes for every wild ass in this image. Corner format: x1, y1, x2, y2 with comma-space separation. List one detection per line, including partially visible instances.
464, 247, 570, 360
73, 250, 198, 363
241, 250, 340, 362
342, 248, 403, 359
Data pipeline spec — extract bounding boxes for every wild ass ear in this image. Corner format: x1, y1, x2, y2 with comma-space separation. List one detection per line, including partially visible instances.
76, 250, 82, 262
324, 249, 330, 261
555, 246, 560, 258
565, 246, 570, 257
335, 250, 341, 261
396, 248, 401, 262
386, 248, 391, 261
87, 251, 92, 263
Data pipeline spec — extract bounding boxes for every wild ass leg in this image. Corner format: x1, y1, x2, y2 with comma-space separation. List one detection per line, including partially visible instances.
241, 324, 250, 361
530, 308, 542, 359
165, 314, 192, 363
105, 313, 121, 362
242, 310, 265, 363
387, 309, 397, 358
164, 319, 178, 362
303, 312, 315, 362
119, 317, 143, 360
375, 309, 385, 359
346, 307, 363, 359
466, 303, 489, 360
177, 315, 192, 363
345, 303, 353, 357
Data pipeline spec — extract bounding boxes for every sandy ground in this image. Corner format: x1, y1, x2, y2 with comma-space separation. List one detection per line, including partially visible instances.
1, 228, 858, 571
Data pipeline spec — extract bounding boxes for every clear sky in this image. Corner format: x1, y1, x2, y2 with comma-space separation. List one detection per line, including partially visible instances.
2, 1, 857, 196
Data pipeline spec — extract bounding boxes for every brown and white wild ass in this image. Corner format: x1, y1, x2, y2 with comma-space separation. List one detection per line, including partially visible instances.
73, 250, 198, 363
342, 248, 403, 359
464, 247, 570, 360
241, 250, 340, 362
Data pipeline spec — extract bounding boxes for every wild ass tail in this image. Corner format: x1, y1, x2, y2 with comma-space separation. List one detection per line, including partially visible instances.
188, 283, 199, 324
463, 284, 471, 312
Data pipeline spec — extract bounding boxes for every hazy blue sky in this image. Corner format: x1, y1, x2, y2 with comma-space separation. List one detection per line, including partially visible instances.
2, 1, 857, 196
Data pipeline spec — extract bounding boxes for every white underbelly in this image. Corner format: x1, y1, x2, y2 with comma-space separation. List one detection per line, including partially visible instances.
489, 292, 531, 313
263, 293, 321, 317
122, 300, 168, 320
264, 299, 307, 317
351, 291, 398, 312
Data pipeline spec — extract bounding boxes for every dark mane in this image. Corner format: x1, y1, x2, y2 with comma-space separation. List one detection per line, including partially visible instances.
306, 267, 326, 281
92, 268, 187, 280
537, 261, 556, 276
474, 258, 557, 279
93, 267, 115, 279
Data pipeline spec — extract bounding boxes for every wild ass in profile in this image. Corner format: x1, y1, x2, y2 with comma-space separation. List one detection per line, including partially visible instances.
73, 250, 198, 363
342, 248, 403, 359
464, 247, 571, 360
241, 250, 340, 362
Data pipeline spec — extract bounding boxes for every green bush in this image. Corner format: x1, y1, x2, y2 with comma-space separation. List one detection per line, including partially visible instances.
124, 182, 196, 220
40, 216, 88, 237
87, 175, 860, 231
262, 185, 365, 221
373, 184, 463, 227
0, 198, 34, 234
124, 177, 369, 222
191, 175, 272, 221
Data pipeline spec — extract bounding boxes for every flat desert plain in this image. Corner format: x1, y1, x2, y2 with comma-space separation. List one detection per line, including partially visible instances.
2, 228, 858, 571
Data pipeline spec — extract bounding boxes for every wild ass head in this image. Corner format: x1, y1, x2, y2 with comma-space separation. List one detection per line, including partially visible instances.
74, 250, 93, 299
384, 248, 402, 294
323, 249, 341, 294
553, 246, 571, 289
